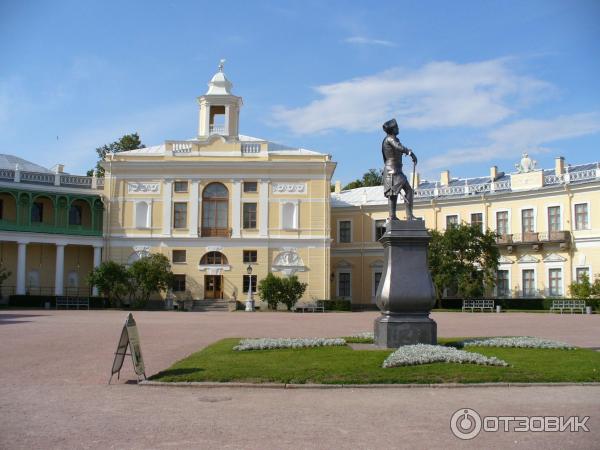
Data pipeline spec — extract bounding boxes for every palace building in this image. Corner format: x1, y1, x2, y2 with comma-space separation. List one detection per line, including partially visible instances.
0, 65, 599, 308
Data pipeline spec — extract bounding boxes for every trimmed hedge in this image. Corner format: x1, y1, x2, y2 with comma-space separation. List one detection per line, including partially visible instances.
9, 295, 110, 309
320, 299, 352, 311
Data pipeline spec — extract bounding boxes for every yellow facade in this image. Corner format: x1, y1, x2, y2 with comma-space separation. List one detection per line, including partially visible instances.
331, 159, 600, 305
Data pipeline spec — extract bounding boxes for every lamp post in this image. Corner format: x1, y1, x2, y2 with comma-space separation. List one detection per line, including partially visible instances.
245, 264, 255, 312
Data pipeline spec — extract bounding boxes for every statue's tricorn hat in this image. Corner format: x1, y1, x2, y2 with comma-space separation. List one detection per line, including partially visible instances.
382, 118, 398, 134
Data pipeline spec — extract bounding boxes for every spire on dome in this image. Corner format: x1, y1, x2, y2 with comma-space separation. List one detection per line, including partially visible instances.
205, 59, 233, 95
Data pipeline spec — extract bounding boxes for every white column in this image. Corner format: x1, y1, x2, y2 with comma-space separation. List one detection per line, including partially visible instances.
92, 246, 102, 296
189, 180, 199, 237
224, 105, 230, 136
259, 179, 269, 237
162, 180, 172, 235
16, 241, 27, 295
231, 179, 241, 238
54, 244, 65, 296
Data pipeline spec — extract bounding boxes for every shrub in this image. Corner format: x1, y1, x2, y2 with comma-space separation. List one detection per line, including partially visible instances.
257, 274, 307, 310
320, 298, 352, 311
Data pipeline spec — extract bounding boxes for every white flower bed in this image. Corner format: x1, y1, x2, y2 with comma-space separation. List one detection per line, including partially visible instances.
233, 337, 347, 351
462, 336, 575, 350
382, 344, 508, 368
348, 332, 374, 340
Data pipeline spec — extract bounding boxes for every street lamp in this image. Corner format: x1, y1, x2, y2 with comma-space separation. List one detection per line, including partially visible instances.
245, 264, 254, 312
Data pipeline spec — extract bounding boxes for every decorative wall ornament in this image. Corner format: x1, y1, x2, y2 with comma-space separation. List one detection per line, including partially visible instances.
206, 246, 224, 252
272, 250, 307, 276
128, 246, 151, 265
272, 182, 307, 194
543, 253, 567, 263
515, 153, 537, 173
197, 264, 231, 275
128, 182, 160, 194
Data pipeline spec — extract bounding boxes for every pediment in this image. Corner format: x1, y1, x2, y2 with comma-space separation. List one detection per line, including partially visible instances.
334, 259, 354, 269
517, 255, 539, 264
543, 253, 567, 263
369, 259, 384, 268
498, 256, 514, 264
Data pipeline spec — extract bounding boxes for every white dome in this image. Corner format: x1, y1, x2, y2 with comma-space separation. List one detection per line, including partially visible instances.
205, 70, 233, 95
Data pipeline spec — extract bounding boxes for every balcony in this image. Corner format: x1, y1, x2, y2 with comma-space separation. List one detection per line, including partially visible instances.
496, 231, 571, 252
201, 227, 231, 238
209, 125, 226, 135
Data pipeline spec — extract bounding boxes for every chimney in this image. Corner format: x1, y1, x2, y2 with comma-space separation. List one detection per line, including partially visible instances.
51, 164, 64, 174
334, 180, 341, 194
490, 165, 498, 181
410, 171, 420, 188
555, 156, 565, 176
440, 170, 450, 186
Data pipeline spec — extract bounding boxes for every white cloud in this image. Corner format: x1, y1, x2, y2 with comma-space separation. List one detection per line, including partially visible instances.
422, 112, 600, 172
344, 36, 396, 47
271, 58, 553, 134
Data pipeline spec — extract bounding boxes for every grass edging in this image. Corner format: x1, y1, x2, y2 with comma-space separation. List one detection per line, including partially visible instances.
139, 380, 600, 389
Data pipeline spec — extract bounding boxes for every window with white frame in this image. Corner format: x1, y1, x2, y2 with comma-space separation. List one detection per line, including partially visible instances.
574, 203, 589, 230
548, 268, 562, 297
339, 220, 351, 243
521, 208, 534, 234
497, 270, 510, 297
496, 211, 509, 235
446, 215, 458, 229
173, 202, 187, 229
338, 272, 351, 298
576, 267, 590, 283
470, 213, 483, 232
547, 206, 561, 232
522, 269, 535, 297
375, 219, 386, 241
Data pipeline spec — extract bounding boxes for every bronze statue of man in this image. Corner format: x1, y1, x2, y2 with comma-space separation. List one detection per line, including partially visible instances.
382, 118, 417, 220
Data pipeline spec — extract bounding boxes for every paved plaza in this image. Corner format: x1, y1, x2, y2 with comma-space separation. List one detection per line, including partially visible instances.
1, 310, 599, 449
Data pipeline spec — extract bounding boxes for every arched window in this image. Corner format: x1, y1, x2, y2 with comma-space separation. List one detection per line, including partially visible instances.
69, 205, 82, 225
135, 201, 150, 228
200, 251, 228, 265
281, 202, 297, 229
202, 183, 229, 237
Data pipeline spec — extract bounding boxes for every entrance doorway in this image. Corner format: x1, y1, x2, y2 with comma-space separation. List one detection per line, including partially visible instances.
204, 275, 223, 299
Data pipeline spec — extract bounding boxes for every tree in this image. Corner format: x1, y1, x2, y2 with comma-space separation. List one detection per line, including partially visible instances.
87, 261, 129, 306
428, 224, 500, 306
279, 275, 307, 311
87, 133, 145, 177
342, 168, 383, 190
127, 254, 174, 308
0, 264, 11, 290
257, 273, 282, 310
569, 273, 600, 299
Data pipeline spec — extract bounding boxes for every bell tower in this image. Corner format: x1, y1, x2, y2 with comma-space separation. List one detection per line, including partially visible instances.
197, 60, 243, 139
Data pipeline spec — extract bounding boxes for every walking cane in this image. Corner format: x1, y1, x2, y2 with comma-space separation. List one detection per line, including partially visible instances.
411, 153, 417, 189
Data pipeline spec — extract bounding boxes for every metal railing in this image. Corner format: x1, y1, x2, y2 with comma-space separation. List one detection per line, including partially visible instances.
60, 174, 93, 187
0, 169, 15, 180
21, 171, 54, 184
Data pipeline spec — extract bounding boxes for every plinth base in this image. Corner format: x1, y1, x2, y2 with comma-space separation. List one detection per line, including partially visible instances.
374, 314, 437, 348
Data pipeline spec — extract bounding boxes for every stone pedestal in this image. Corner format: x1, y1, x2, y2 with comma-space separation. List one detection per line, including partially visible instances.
374, 219, 437, 348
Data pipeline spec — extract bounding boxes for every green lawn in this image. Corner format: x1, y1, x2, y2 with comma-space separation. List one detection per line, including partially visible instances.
150, 338, 600, 384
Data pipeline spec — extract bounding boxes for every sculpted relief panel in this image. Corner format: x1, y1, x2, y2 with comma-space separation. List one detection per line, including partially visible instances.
128, 182, 161, 194
272, 183, 306, 194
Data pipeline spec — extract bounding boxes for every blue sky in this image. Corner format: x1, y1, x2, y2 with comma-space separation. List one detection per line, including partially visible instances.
1, 0, 599, 183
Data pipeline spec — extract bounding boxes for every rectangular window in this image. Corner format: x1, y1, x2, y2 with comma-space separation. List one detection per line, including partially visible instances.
522, 269, 535, 297
243, 250, 257, 263
31, 202, 44, 223
521, 208, 534, 233
173, 202, 187, 229
375, 219, 386, 241
496, 211, 509, 235
174, 181, 188, 193
243, 275, 257, 293
574, 203, 589, 230
338, 272, 351, 297
243, 181, 258, 193
547, 206, 561, 232
243, 203, 257, 229
374, 272, 382, 294
548, 268, 562, 296
576, 267, 590, 283
446, 215, 458, 229
339, 221, 351, 243
470, 213, 483, 232
497, 270, 509, 297
172, 274, 186, 292
172, 250, 186, 263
